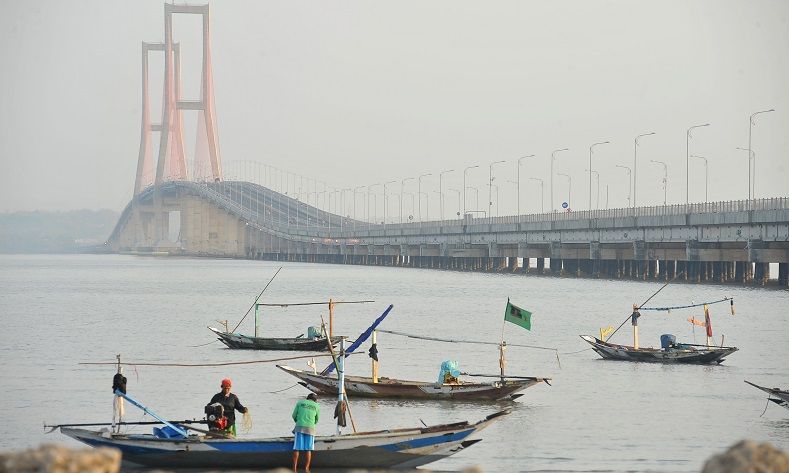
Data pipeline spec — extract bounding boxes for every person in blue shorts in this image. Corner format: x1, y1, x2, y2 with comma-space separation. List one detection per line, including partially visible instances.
291, 393, 319, 473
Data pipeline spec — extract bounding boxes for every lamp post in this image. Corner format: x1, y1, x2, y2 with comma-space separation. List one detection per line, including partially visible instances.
589, 141, 609, 210
585, 169, 600, 210
466, 186, 479, 212
421, 192, 430, 221
551, 148, 569, 212
634, 132, 655, 207
417, 173, 431, 222
690, 155, 708, 202
439, 169, 454, 220
382, 180, 396, 224
366, 184, 379, 224
650, 159, 668, 205
557, 173, 571, 209
404, 192, 415, 221
488, 160, 506, 222
491, 184, 500, 217
400, 177, 414, 224
528, 177, 544, 213
448, 188, 461, 218
463, 165, 479, 217
686, 123, 710, 204
353, 186, 364, 227
749, 108, 775, 201
517, 155, 534, 216
615, 164, 632, 207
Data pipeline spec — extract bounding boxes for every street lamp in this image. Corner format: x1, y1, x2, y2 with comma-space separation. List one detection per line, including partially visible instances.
749, 108, 775, 201
517, 155, 534, 216
585, 169, 600, 210
400, 177, 414, 224
686, 123, 710, 204
650, 159, 668, 205
634, 132, 655, 207
417, 173, 431, 222
488, 160, 506, 222
551, 148, 569, 212
589, 141, 609, 210
448, 188, 462, 217
366, 184, 379, 224
466, 186, 479, 212
615, 164, 632, 207
557, 173, 571, 209
439, 169, 455, 220
690, 155, 708, 202
353, 185, 364, 223
528, 177, 544, 213
463, 165, 479, 217
382, 180, 396, 224
491, 184, 500, 217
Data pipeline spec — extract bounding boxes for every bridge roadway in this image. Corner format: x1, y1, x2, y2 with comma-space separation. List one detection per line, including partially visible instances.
109, 181, 789, 286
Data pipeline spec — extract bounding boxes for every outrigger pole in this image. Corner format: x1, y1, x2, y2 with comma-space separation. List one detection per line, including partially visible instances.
113, 389, 188, 438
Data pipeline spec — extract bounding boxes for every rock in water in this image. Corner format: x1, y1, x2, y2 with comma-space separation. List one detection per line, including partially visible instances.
0, 444, 121, 473
701, 440, 789, 473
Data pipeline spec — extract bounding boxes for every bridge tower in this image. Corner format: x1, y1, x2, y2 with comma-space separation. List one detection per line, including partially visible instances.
133, 3, 222, 195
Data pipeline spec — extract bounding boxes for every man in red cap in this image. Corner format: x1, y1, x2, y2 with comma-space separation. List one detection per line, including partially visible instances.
208, 378, 248, 437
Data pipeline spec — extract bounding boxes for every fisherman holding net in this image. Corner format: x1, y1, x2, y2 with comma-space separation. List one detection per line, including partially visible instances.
206, 378, 249, 438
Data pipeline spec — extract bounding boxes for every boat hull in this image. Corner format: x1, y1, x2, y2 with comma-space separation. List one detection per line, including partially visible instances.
209, 327, 344, 351
745, 380, 789, 411
278, 365, 549, 401
61, 411, 506, 469
580, 335, 737, 364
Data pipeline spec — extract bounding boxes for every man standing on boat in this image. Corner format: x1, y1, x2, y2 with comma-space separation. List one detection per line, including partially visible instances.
292, 393, 320, 473
208, 378, 248, 438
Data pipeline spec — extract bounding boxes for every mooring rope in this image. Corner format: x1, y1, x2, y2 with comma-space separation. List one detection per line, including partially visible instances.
639, 297, 733, 311
79, 352, 361, 368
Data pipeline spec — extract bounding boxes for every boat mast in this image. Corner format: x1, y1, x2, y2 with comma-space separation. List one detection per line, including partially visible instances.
371, 330, 379, 383
337, 338, 345, 435
631, 304, 640, 349
329, 299, 334, 337
254, 303, 260, 338
112, 354, 124, 433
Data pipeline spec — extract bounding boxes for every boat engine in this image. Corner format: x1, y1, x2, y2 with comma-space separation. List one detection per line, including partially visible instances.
204, 403, 227, 431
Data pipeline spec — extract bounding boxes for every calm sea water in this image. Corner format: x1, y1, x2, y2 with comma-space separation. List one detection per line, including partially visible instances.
1, 254, 787, 472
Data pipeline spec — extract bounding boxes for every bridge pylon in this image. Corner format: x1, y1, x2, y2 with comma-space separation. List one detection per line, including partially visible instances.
133, 3, 222, 197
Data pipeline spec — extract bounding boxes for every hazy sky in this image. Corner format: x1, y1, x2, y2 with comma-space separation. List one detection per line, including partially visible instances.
1, 0, 787, 216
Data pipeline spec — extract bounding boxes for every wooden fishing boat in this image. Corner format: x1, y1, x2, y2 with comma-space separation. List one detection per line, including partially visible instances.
208, 326, 344, 351
745, 380, 789, 411
278, 364, 549, 401
59, 410, 507, 470
55, 357, 508, 471
582, 294, 737, 365
580, 335, 738, 364
210, 283, 371, 350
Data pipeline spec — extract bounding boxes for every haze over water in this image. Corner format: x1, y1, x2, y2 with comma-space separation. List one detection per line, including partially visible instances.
1, 254, 787, 472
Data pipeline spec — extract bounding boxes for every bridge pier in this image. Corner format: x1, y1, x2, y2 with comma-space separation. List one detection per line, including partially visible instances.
779, 263, 789, 287
754, 262, 770, 286
536, 258, 545, 274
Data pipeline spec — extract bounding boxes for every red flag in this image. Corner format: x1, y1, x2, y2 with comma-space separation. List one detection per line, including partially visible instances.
704, 305, 713, 338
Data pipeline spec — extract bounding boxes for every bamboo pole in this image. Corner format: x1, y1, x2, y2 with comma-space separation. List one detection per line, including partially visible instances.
372, 330, 379, 383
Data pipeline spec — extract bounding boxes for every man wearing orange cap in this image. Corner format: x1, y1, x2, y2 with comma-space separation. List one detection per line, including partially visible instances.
208, 378, 248, 437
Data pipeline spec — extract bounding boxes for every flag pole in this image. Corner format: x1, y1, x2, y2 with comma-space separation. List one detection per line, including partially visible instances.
499, 299, 508, 381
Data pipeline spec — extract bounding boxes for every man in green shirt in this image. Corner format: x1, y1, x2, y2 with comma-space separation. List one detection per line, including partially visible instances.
291, 393, 319, 473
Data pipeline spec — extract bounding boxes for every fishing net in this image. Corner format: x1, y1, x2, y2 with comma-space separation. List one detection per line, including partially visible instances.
241, 410, 253, 434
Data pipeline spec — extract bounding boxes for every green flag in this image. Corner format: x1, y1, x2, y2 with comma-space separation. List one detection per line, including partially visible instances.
504, 300, 532, 331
